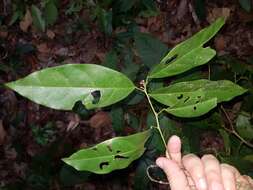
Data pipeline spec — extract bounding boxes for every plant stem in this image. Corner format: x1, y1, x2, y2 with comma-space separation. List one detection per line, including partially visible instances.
142, 81, 167, 149
220, 106, 253, 148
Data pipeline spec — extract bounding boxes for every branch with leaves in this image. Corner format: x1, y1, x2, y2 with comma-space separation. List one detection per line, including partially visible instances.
4, 18, 248, 180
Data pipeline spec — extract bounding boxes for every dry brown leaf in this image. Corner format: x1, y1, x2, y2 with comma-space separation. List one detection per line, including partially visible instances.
0, 120, 6, 145
207, 8, 231, 23
95, 52, 106, 62
67, 114, 80, 131
0, 30, 8, 39
46, 30, 55, 39
214, 35, 226, 51
238, 9, 253, 23
89, 111, 111, 129
36, 43, 50, 54
19, 9, 33, 32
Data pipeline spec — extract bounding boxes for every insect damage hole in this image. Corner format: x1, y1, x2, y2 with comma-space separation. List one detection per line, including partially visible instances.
99, 162, 109, 169
114, 155, 129, 160
193, 106, 197, 110
107, 145, 113, 152
91, 90, 101, 104
184, 96, 190, 103
165, 54, 178, 64
177, 94, 183, 99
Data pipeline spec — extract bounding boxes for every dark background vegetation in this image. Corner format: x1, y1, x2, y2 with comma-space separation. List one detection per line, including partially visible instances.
0, 0, 253, 189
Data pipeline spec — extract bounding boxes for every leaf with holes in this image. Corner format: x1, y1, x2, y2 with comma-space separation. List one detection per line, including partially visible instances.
5, 64, 135, 110
149, 79, 247, 117
149, 79, 247, 106
166, 98, 217, 118
62, 130, 151, 174
148, 17, 225, 78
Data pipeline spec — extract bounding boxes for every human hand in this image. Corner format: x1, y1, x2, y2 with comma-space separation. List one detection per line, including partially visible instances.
156, 135, 253, 190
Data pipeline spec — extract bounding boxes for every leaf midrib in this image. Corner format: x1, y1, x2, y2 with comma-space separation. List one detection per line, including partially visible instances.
65, 146, 145, 162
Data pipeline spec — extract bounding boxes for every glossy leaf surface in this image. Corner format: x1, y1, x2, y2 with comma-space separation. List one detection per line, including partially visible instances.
149, 79, 247, 117
149, 17, 225, 78
62, 130, 151, 174
6, 64, 135, 110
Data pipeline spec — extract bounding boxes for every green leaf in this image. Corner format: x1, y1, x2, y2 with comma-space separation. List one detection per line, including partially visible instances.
31, 5, 46, 32
194, 0, 206, 20
5, 64, 135, 110
236, 113, 253, 140
134, 32, 168, 68
239, 0, 252, 12
150, 47, 215, 79
97, 7, 112, 35
45, 1, 58, 26
110, 106, 124, 134
149, 17, 225, 78
243, 155, 253, 163
149, 79, 247, 107
62, 130, 151, 174
165, 98, 217, 118
219, 129, 231, 154
103, 50, 118, 70
115, 0, 135, 12
149, 79, 246, 117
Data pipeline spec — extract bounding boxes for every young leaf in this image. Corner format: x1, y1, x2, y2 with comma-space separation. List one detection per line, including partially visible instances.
62, 130, 151, 174
5, 64, 135, 110
149, 79, 247, 106
31, 5, 46, 32
149, 17, 225, 78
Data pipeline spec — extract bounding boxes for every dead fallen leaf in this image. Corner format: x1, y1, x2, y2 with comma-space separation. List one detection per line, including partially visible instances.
207, 7, 231, 23
214, 35, 226, 52
89, 111, 111, 129
238, 9, 253, 23
4, 146, 17, 160
46, 29, 55, 39
67, 113, 80, 131
0, 120, 6, 145
0, 29, 8, 39
36, 43, 50, 54
19, 9, 33, 32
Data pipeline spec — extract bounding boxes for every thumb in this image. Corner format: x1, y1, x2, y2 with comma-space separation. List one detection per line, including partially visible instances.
156, 157, 190, 190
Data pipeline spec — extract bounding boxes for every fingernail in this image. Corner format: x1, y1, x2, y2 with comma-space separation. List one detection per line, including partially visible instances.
197, 178, 207, 190
156, 159, 164, 168
211, 181, 223, 190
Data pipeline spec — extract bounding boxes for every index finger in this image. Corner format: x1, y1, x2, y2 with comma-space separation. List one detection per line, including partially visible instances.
166, 135, 182, 164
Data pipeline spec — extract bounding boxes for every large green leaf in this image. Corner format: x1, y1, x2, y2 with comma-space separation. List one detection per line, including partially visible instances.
149, 79, 247, 106
149, 79, 247, 117
166, 97, 217, 118
5, 64, 135, 110
62, 130, 151, 174
149, 17, 225, 78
